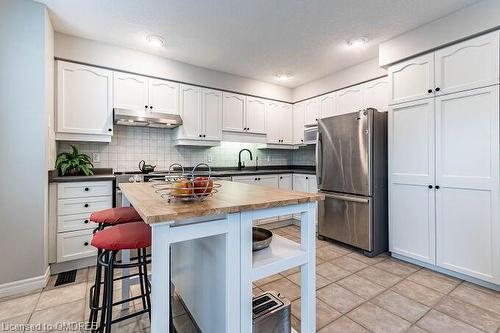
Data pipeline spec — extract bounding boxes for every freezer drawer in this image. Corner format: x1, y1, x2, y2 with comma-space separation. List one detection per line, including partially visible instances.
318, 192, 372, 251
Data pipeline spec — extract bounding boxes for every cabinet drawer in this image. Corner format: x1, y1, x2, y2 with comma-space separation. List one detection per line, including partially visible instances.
57, 181, 113, 199
57, 229, 96, 262
57, 213, 94, 233
58, 196, 112, 216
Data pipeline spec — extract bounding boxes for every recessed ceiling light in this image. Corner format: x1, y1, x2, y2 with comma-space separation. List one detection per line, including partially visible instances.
276, 73, 293, 81
146, 35, 166, 48
347, 37, 368, 48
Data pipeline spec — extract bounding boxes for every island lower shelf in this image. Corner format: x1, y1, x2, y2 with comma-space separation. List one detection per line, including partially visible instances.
253, 234, 307, 281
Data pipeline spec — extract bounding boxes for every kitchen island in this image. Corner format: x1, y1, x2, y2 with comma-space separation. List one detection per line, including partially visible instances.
119, 180, 323, 333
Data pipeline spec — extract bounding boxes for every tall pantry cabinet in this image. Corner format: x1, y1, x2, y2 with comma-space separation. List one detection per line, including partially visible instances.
388, 31, 500, 284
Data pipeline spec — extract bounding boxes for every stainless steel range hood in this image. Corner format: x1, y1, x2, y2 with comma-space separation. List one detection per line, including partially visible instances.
113, 108, 182, 128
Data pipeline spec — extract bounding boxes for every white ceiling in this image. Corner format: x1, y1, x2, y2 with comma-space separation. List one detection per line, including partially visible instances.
38, 0, 481, 88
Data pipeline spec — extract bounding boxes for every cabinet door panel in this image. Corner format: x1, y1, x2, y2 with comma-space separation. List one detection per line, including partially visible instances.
179, 84, 201, 139
222, 92, 245, 132
246, 97, 266, 134
113, 72, 149, 111
435, 31, 499, 95
389, 53, 434, 104
280, 103, 293, 144
293, 102, 305, 145
278, 175, 293, 190
57, 61, 113, 135
337, 86, 364, 115
266, 101, 281, 143
292, 174, 309, 193
202, 88, 222, 141
148, 79, 179, 114
258, 175, 279, 188
389, 99, 435, 263
435, 86, 500, 282
304, 98, 320, 126
319, 92, 336, 119
364, 77, 390, 112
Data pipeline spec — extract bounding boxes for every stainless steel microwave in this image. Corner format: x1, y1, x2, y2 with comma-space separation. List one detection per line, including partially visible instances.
303, 126, 318, 145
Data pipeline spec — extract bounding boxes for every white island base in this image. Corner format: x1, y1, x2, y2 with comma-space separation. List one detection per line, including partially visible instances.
118, 180, 320, 333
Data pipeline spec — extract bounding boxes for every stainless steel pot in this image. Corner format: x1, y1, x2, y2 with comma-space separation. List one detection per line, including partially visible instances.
253, 227, 273, 251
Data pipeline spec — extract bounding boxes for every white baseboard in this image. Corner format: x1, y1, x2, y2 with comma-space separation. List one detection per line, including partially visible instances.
0, 267, 50, 299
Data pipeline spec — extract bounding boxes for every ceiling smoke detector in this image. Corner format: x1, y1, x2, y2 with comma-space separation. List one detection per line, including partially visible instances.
146, 35, 166, 48
347, 37, 369, 48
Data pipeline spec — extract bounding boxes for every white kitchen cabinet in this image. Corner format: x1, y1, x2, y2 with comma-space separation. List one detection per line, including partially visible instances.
56, 61, 113, 142
222, 92, 246, 132
304, 97, 320, 126
232, 175, 279, 188
57, 229, 96, 263
246, 97, 266, 134
434, 86, 499, 283
337, 86, 364, 115
266, 102, 293, 145
435, 31, 499, 96
113, 72, 149, 111
174, 85, 221, 145
278, 174, 293, 190
148, 78, 179, 114
293, 102, 305, 145
389, 53, 435, 105
389, 98, 435, 264
292, 174, 316, 193
363, 77, 390, 112
319, 92, 336, 119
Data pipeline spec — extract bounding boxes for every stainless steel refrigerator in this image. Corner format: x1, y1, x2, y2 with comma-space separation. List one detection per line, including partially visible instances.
317, 108, 388, 256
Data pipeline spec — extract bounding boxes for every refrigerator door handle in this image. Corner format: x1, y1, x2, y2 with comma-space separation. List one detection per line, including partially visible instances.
316, 130, 322, 187
322, 192, 369, 204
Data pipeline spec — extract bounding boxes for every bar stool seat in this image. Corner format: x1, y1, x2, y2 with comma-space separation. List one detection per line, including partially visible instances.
90, 207, 142, 225
91, 221, 151, 250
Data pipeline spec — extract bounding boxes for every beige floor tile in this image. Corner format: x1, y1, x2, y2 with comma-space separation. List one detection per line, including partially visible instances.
356, 266, 402, 288
450, 283, 500, 315
286, 272, 332, 290
318, 316, 370, 333
316, 246, 345, 261
316, 284, 364, 314
461, 281, 500, 298
374, 259, 419, 277
253, 274, 283, 287
347, 302, 411, 333
416, 309, 483, 333
316, 238, 332, 248
325, 242, 354, 256
291, 314, 301, 332
337, 275, 385, 299
316, 262, 352, 282
407, 269, 461, 294
172, 295, 187, 318
29, 299, 85, 330
252, 286, 264, 296
407, 325, 429, 333
346, 251, 388, 265
0, 292, 39, 321
372, 290, 429, 323
330, 256, 368, 273
392, 280, 444, 307
291, 298, 341, 330
173, 313, 198, 333
260, 278, 302, 301
0, 314, 30, 333
436, 295, 500, 333
280, 266, 300, 276
36, 282, 87, 311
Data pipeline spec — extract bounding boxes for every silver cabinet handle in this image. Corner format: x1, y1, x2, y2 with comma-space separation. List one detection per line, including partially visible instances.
316, 130, 322, 187
324, 193, 369, 203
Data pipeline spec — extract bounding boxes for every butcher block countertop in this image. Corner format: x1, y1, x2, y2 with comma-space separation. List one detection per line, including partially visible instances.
119, 180, 324, 224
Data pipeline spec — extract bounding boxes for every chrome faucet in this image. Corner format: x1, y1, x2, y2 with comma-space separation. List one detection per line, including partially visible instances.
238, 149, 253, 170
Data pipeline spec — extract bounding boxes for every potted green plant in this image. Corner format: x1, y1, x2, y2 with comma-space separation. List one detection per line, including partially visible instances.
55, 145, 94, 176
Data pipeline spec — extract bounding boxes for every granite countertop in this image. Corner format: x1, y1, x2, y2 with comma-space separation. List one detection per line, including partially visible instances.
48, 168, 115, 183
120, 180, 324, 224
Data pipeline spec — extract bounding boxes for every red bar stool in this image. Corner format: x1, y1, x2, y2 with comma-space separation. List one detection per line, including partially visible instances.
89, 222, 151, 333
90, 207, 143, 233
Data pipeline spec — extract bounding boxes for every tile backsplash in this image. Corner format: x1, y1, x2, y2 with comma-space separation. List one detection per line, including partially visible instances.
57, 126, 315, 172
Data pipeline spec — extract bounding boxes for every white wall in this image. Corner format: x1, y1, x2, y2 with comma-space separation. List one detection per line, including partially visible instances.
292, 57, 386, 102
379, 0, 500, 67
55, 33, 292, 102
0, 0, 53, 287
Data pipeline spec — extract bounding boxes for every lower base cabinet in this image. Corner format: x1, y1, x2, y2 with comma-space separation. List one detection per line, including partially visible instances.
57, 229, 96, 262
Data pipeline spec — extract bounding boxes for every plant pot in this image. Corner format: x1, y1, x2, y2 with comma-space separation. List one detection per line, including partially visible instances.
65, 168, 83, 176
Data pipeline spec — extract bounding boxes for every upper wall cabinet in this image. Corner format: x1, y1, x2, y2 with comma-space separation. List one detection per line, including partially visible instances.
56, 61, 113, 142
293, 102, 305, 145
319, 92, 336, 119
337, 85, 364, 115
222, 92, 246, 132
389, 31, 500, 105
304, 97, 320, 126
114, 73, 179, 114
246, 97, 267, 134
435, 31, 499, 96
363, 77, 390, 112
266, 101, 293, 145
